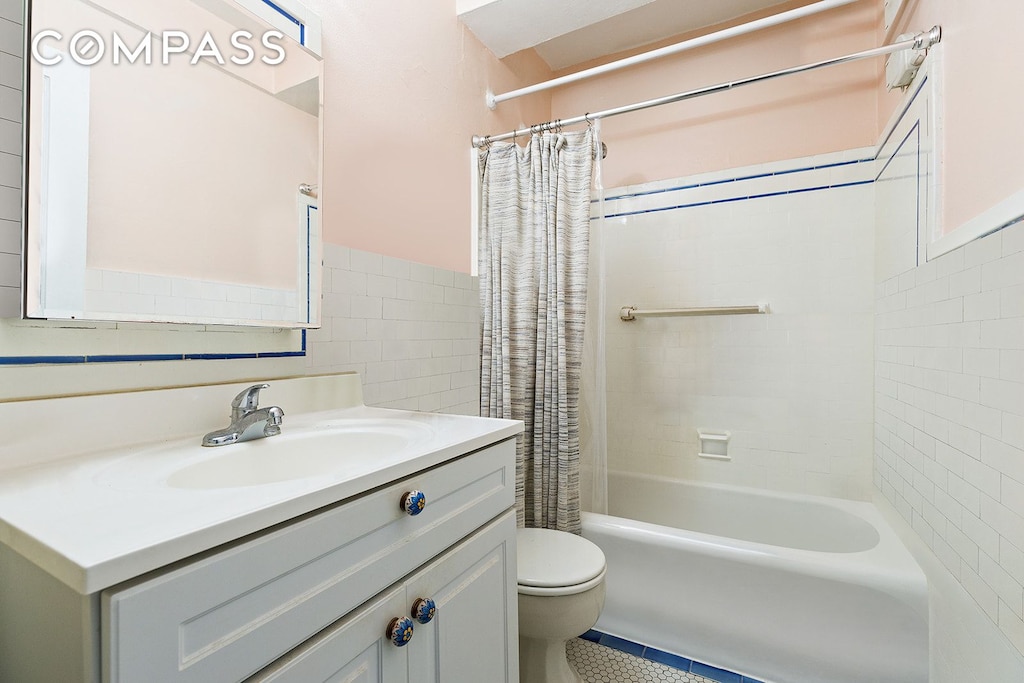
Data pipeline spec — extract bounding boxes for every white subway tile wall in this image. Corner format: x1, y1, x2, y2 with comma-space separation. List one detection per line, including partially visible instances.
873, 61, 1024, 662
305, 244, 480, 416
0, 0, 22, 318
875, 218, 1024, 651
598, 150, 877, 500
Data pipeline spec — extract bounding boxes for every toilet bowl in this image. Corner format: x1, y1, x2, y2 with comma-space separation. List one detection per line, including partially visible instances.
517, 528, 607, 683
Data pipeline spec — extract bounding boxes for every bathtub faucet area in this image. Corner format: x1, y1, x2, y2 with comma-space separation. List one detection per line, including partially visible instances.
201, 383, 284, 447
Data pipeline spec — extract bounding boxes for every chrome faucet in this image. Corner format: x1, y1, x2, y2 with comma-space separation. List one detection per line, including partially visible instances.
202, 383, 285, 447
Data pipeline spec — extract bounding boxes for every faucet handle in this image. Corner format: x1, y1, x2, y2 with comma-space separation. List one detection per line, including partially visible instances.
231, 383, 270, 416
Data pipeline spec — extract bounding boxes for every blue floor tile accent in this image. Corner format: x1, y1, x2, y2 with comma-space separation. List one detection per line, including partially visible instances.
691, 660, 742, 683
586, 629, 762, 682
644, 646, 693, 671
597, 633, 645, 657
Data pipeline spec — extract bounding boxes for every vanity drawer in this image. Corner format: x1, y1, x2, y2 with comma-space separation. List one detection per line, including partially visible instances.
101, 438, 515, 683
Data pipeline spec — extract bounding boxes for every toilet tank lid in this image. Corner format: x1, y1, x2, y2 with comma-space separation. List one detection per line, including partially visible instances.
517, 528, 606, 588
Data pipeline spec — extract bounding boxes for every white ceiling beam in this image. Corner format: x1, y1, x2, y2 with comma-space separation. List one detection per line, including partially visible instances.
457, 0, 658, 58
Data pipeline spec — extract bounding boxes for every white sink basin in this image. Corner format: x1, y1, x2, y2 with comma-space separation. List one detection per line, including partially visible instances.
167, 419, 434, 489
92, 417, 437, 491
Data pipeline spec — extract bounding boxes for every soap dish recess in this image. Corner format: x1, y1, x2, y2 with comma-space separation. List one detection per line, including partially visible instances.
698, 430, 731, 460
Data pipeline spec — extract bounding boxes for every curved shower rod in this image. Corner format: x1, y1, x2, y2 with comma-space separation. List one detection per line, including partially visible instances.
486, 0, 860, 109
472, 26, 942, 148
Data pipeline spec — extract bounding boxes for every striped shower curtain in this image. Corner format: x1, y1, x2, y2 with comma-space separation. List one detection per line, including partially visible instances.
478, 129, 595, 534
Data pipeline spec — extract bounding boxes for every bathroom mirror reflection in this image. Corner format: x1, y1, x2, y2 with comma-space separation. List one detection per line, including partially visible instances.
23, 0, 323, 327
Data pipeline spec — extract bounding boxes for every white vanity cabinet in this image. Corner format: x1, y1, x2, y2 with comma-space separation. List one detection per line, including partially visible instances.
0, 437, 518, 683
250, 511, 516, 683
101, 439, 518, 683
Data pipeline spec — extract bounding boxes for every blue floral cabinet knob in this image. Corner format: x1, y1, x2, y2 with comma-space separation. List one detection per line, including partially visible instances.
411, 597, 437, 624
400, 490, 427, 516
387, 616, 415, 647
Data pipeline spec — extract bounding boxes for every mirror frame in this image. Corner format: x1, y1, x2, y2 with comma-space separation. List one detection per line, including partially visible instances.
22, 0, 324, 328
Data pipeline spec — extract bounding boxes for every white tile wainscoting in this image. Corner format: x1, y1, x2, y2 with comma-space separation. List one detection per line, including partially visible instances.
306, 244, 481, 416
875, 218, 1024, 656
0, 0, 22, 318
872, 59, 1024, 673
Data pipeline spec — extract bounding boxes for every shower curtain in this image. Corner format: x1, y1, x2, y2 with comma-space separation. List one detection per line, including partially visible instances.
580, 121, 608, 515
478, 128, 595, 533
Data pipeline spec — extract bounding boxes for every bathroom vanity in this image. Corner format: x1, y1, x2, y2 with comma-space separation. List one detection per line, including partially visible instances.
0, 374, 522, 682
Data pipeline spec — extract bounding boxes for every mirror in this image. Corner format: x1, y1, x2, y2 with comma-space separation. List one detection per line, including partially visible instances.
23, 0, 323, 327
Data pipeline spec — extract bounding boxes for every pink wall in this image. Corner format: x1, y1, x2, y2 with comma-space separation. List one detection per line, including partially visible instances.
882, 0, 1024, 235
305, 0, 553, 274
549, 0, 882, 190
312, 0, 1023, 271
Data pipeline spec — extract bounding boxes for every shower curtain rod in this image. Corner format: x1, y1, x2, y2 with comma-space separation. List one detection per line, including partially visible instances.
472, 26, 941, 148
486, 0, 858, 109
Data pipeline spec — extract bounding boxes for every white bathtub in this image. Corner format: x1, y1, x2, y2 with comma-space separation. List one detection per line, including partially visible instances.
581, 472, 928, 683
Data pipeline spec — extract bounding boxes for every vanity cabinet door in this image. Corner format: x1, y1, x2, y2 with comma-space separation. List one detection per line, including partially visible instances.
406, 509, 518, 683
246, 586, 409, 683
249, 509, 517, 683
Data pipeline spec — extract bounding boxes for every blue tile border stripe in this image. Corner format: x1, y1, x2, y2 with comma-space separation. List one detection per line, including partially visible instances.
85, 354, 185, 364
0, 331, 307, 366
643, 646, 694, 672
873, 121, 920, 183
594, 632, 645, 657
595, 157, 874, 204
261, 0, 302, 27
0, 355, 87, 366
876, 74, 929, 155
261, 0, 306, 46
581, 630, 764, 683
598, 179, 873, 220
997, 213, 1024, 233
594, 74, 933, 224
592, 155, 877, 221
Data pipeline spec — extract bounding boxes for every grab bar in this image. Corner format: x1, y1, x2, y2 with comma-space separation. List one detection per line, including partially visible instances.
619, 304, 769, 321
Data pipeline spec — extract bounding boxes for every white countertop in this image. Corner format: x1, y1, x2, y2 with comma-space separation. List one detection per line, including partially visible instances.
0, 379, 521, 595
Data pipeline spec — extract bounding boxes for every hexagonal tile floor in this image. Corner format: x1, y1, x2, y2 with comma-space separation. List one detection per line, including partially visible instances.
566, 638, 718, 683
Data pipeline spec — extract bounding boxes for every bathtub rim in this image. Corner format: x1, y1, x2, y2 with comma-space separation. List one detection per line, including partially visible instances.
601, 468, 882, 552
583, 473, 928, 614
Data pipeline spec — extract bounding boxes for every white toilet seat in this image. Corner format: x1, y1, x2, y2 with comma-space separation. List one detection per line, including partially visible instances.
516, 528, 607, 596
518, 566, 606, 596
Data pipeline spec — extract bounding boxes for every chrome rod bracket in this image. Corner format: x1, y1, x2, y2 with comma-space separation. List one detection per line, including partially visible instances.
914, 25, 942, 50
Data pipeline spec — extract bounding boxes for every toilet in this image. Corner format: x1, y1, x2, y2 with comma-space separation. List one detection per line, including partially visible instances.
516, 528, 607, 683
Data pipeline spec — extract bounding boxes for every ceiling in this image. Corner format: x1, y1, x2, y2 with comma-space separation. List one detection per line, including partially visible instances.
457, 0, 797, 70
